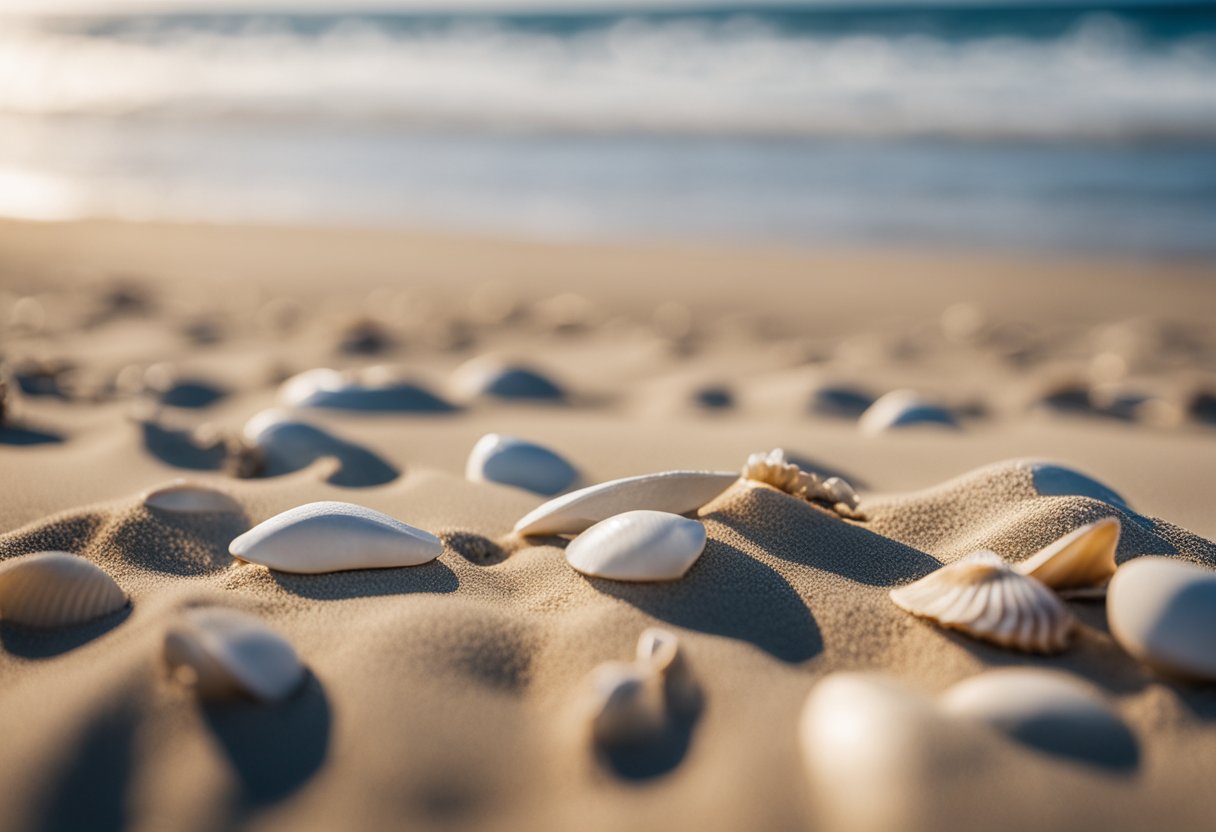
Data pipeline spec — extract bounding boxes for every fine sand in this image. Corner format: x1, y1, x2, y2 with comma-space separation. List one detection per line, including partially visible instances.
2, 219, 1216, 832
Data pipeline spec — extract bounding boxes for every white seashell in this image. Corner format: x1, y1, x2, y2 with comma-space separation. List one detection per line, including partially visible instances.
1022, 460, 1130, 509
940, 668, 1137, 768
453, 355, 565, 401
513, 470, 736, 537
889, 550, 1075, 654
242, 408, 397, 485
278, 367, 452, 412
163, 606, 305, 702
822, 476, 860, 512
0, 552, 127, 628
859, 389, 958, 435
584, 660, 667, 747
740, 449, 864, 518
143, 479, 242, 514
564, 510, 707, 582
465, 433, 577, 496
1107, 557, 1216, 682
230, 501, 442, 574
1014, 517, 1120, 593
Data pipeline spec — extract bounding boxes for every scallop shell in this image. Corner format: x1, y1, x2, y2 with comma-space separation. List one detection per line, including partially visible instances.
513, 470, 736, 537
564, 510, 707, 582
230, 501, 442, 574
143, 479, 242, 514
278, 367, 453, 412
1014, 517, 1120, 595
889, 550, 1075, 653
465, 433, 577, 496
163, 606, 305, 703
0, 552, 127, 628
583, 660, 667, 747
859, 389, 958, 435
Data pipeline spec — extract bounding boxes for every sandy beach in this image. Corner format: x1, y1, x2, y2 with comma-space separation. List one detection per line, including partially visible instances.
2, 218, 1216, 831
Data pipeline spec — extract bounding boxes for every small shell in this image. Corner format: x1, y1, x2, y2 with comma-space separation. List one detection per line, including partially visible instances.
583, 660, 667, 747
564, 510, 707, 582
636, 627, 700, 712
230, 501, 442, 574
889, 551, 1075, 654
278, 367, 453, 412
513, 470, 736, 537
741, 449, 864, 519
1023, 461, 1130, 509
163, 606, 305, 702
465, 433, 577, 496
454, 356, 566, 402
859, 389, 958, 435
143, 479, 242, 514
0, 552, 127, 628
1014, 517, 1120, 593
242, 408, 397, 485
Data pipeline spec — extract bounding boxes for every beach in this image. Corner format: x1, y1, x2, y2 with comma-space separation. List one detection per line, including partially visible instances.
2, 217, 1216, 831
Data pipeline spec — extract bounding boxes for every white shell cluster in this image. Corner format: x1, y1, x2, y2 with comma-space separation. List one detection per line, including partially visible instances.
889, 519, 1123, 654
230, 501, 443, 574
513, 470, 736, 537
890, 550, 1075, 654
741, 448, 863, 519
143, 479, 242, 514
859, 389, 958, 435
1107, 556, 1216, 682
584, 627, 697, 748
0, 552, 127, 628
565, 510, 707, 582
163, 606, 305, 703
465, 433, 578, 496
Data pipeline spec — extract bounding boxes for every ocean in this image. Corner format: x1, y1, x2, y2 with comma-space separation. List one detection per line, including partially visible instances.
1, 2, 1214, 255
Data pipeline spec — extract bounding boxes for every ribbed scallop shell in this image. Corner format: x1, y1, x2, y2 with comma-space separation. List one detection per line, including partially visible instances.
1014, 517, 1120, 596
0, 552, 127, 628
889, 551, 1075, 654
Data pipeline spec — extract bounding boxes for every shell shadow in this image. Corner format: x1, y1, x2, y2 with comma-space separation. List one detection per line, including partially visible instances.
269, 559, 459, 600
598, 668, 703, 781
588, 539, 822, 664
202, 673, 330, 808
139, 421, 226, 470
439, 531, 509, 566
1002, 712, 1140, 773
0, 606, 131, 659
157, 381, 227, 409
0, 424, 64, 445
784, 452, 869, 490
257, 423, 399, 488
32, 700, 139, 832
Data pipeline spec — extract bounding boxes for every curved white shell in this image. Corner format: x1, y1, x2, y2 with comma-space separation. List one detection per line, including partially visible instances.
143, 479, 242, 514
859, 389, 958, 435
453, 355, 565, 401
278, 367, 451, 412
465, 433, 577, 496
230, 501, 442, 574
0, 552, 127, 628
1014, 517, 1120, 593
940, 668, 1137, 766
583, 660, 667, 747
1107, 557, 1216, 682
513, 470, 736, 537
278, 368, 347, 408
565, 510, 707, 582
163, 606, 305, 702
889, 551, 1075, 654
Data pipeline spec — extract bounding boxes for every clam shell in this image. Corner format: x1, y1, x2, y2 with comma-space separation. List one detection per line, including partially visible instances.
230, 501, 442, 574
278, 367, 453, 412
564, 510, 707, 582
0, 552, 127, 628
163, 606, 305, 702
940, 668, 1137, 768
859, 389, 958, 435
513, 470, 736, 537
889, 550, 1075, 653
584, 660, 667, 747
1014, 517, 1120, 593
465, 433, 577, 496
1107, 556, 1216, 682
143, 479, 242, 514
243, 408, 397, 485
453, 356, 565, 401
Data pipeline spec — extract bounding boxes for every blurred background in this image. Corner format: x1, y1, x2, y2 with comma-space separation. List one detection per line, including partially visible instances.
1, 0, 1214, 256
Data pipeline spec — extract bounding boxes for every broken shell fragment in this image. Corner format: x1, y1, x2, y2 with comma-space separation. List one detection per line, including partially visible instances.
740, 449, 864, 519
1015, 517, 1120, 595
889, 550, 1075, 654
0, 552, 127, 628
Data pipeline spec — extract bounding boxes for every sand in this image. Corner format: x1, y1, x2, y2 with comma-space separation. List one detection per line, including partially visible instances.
2, 218, 1216, 832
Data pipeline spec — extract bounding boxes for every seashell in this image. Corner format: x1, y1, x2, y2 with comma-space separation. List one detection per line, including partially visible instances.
1023, 460, 1130, 509
243, 409, 397, 486
889, 550, 1075, 654
143, 479, 242, 514
940, 668, 1138, 768
1107, 556, 1216, 682
808, 383, 874, 418
465, 433, 577, 496
636, 626, 700, 712
453, 356, 566, 402
230, 501, 442, 574
740, 449, 864, 519
163, 606, 305, 702
858, 389, 958, 435
583, 660, 667, 747
1014, 517, 1119, 594
278, 367, 453, 412
513, 470, 736, 537
565, 510, 706, 582
0, 552, 127, 627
